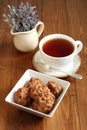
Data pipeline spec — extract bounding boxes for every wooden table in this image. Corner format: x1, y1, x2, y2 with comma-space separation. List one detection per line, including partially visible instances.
0, 0, 87, 130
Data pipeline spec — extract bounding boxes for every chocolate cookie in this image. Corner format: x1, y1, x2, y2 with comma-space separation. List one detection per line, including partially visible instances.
14, 86, 30, 106
47, 81, 63, 97
32, 91, 55, 113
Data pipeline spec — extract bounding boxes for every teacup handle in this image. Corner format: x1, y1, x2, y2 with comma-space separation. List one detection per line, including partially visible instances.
35, 21, 44, 37
75, 40, 83, 55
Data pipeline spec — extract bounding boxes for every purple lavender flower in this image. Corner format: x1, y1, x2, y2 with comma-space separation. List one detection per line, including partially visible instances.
3, 2, 39, 32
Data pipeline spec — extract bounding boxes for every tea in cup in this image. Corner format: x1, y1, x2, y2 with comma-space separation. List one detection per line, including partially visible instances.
39, 34, 83, 70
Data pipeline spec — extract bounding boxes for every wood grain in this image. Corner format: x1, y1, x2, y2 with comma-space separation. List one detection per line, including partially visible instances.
0, 0, 87, 130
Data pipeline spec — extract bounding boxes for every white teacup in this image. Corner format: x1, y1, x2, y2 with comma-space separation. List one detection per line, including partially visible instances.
39, 34, 83, 70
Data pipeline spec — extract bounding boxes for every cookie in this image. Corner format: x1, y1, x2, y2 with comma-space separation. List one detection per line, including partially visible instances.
47, 81, 63, 97
32, 91, 55, 113
14, 86, 30, 106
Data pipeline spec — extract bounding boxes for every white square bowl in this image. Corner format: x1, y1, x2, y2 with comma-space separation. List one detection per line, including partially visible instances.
5, 69, 70, 118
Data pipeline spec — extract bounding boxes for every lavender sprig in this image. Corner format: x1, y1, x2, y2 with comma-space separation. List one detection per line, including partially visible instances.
3, 2, 39, 32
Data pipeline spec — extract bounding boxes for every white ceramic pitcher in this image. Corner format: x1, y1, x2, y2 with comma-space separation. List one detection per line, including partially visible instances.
11, 21, 44, 52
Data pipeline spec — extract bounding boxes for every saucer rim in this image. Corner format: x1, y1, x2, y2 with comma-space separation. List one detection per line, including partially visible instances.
32, 51, 81, 78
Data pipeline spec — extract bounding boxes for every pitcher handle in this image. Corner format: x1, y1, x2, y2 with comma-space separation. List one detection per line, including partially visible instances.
35, 21, 44, 37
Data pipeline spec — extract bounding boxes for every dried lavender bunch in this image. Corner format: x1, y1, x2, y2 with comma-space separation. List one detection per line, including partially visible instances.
3, 2, 39, 32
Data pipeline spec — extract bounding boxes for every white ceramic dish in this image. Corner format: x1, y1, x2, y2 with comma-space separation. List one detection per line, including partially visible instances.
5, 69, 70, 118
33, 51, 81, 78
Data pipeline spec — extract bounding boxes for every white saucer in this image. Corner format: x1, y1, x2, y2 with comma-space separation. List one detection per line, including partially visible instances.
32, 51, 81, 78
